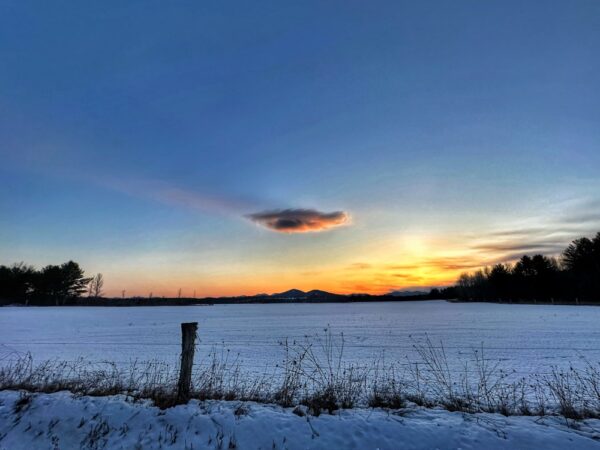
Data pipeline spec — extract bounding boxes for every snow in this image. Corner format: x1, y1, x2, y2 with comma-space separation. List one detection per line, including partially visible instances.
1, 390, 599, 449
2, 301, 600, 378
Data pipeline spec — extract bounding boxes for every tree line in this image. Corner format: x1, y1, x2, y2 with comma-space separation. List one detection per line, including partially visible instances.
456, 232, 600, 303
0, 261, 104, 306
2, 232, 599, 306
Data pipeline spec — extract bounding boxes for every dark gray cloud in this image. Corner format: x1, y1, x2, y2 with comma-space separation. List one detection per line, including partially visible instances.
247, 208, 349, 233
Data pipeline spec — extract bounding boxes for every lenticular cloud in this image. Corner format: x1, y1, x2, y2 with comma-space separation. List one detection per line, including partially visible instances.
247, 208, 349, 233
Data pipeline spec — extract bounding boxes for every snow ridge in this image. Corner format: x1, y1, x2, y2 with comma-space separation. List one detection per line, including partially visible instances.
1, 391, 600, 450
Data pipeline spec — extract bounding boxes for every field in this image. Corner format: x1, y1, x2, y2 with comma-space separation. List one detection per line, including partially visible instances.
2, 300, 600, 376
3, 301, 600, 448
3, 301, 600, 417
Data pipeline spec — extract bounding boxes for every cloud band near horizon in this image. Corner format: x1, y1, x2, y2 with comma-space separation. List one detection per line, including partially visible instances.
247, 208, 349, 233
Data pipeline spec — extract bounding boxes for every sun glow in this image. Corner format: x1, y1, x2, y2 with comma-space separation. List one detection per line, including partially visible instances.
99, 233, 483, 297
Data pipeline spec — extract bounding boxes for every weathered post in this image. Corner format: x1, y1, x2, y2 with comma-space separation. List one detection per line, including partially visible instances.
177, 322, 198, 402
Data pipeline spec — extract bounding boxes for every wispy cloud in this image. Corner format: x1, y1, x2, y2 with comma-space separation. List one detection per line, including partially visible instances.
98, 178, 353, 235
385, 257, 482, 272
96, 177, 261, 216
471, 242, 566, 253
468, 196, 600, 262
142, 185, 250, 215
247, 208, 350, 233
560, 211, 600, 225
485, 227, 558, 238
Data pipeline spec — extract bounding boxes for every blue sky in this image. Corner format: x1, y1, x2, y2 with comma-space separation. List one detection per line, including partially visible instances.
1, 1, 599, 296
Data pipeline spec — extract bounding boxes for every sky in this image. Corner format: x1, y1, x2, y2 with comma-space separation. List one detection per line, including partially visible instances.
1, 1, 599, 297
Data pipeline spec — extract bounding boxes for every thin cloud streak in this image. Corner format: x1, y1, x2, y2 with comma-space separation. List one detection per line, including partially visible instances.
561, 212, 600, 225
247, 208, 350, 233
8, 160, 265, 218
478, 196, 600, 246
95, 176, 262, 216
472, 242, 566, 253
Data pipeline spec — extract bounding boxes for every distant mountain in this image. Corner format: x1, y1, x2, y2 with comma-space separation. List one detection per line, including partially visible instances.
389, 290, 428, 297
270, 289, 307, 299
306, 289, 333, 297
269, 289, 340, 300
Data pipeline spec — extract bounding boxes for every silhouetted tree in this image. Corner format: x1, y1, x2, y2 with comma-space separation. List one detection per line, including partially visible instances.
32, 261, 92, 305
0, 261, 92, 305
563, 237, 594, 272
0, 263, 36, 304
562, 233, 600, 299
88, 273, 104, 298
427, 286, 458, 299
455, 231, 599, 303
488, 264, 512, 300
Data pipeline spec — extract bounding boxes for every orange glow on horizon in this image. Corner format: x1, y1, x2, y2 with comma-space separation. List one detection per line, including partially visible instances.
96, 226, 572, 299
100, 234, 501, 298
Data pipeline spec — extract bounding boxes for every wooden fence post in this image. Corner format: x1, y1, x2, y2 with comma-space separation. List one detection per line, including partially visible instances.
177, 322, 198, 402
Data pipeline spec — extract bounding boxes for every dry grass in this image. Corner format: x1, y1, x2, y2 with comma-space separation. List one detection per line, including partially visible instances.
2, 331, 600, 419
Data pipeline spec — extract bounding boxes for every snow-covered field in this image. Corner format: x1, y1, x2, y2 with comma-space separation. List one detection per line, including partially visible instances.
2, 301, 600, 377
3, 302, 600, 449
1, 390, 599, 450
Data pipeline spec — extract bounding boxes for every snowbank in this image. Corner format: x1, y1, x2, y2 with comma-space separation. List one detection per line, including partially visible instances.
1, 390, 599, 449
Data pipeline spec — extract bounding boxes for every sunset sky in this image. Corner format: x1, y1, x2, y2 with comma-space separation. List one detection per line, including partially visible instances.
1, 1, 599, 297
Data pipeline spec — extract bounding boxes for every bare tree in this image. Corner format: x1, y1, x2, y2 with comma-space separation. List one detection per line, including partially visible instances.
89, 273, 104, 298
178, 288, 182, 299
